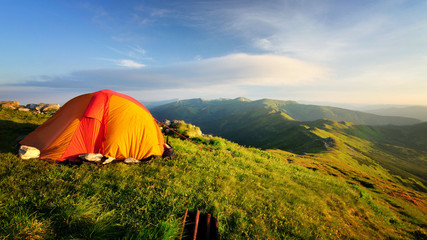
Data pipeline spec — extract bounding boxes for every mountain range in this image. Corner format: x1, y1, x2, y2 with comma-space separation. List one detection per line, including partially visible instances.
365, 106, 427, 122
151, 98, 422, 126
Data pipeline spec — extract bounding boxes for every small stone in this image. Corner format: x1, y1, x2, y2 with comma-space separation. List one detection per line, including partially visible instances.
19, 145, 40, 160
18, 107, 30, 112
79, 153, 103, 162
102, 157, 115, 164
124, 157, 140, 164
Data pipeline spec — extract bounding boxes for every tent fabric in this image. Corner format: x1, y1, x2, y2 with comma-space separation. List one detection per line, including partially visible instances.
20, 89, 165, 161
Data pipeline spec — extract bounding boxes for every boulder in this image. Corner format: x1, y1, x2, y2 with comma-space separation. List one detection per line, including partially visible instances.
79, 153, 103, 162
19, 145, 40, 160
25, 103, 38, 110
0, 101, 20, 110
41, 104, 60, 113
34, 103, 46, 111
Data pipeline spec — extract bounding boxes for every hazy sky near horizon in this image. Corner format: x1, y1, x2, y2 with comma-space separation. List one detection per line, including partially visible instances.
1, 0, 426, 106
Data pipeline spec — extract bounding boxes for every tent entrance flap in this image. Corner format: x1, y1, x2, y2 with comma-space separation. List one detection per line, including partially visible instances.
60, 116, 105, 160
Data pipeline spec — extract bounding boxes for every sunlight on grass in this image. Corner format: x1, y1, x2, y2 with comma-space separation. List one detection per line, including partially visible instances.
0, 109, 426, 239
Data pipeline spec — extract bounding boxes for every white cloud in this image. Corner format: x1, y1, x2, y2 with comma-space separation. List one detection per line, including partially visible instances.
96, 58, 146, 68
116, 59, 146, 68
184, 53, 330, 86
13, 53, 329, 90
3, 53, 426, 106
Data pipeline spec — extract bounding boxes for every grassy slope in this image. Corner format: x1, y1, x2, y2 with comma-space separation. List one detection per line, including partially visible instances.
308, 120, 427, 191
0, 109, 427, 239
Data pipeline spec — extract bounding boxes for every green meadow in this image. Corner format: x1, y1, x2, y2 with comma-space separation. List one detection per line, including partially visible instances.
0, 108, 426, 239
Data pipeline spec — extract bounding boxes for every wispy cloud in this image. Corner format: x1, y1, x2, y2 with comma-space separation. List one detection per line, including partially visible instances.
12, 53, 330, 90
77, 2, 109, 25
96, 58, 146, 68
116, 59, 146, 68
179, 0, 427, 67
217, 1, 387, 62
131, 4, 172, 25
107, 45, 147, 59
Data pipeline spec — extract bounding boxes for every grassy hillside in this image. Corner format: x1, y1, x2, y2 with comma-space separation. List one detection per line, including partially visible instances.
1, 108, 427, 239
307, 120, 427, 192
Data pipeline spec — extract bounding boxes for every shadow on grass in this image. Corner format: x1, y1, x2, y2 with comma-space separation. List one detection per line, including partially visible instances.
0, 120, 39, 153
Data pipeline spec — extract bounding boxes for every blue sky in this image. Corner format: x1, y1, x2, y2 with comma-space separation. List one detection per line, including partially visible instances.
1, 0, 426, 106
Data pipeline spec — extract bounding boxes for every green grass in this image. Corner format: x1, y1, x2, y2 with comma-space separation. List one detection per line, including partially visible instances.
0, 109, 426, 239
308, 120, 427, 191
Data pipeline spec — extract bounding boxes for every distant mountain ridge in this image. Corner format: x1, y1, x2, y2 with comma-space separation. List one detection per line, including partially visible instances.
140, 98, 179, 109
364, 106, 427, 122
152, 97, 421, 126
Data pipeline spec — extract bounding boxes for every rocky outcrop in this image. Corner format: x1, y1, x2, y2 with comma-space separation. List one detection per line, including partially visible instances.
24, 103, 38, 110
25, 103, 60, 113
162, 120, 203, 138
0, 101, 20, 110
0, 101, 60, 114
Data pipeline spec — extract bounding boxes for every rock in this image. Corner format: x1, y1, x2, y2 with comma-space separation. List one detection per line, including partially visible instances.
41, 104, 60, 113
102, 157, 115, 165
18, 107, 30, 112
34, 103, 46, 111
124, 157, 140, 164
79, 153, 103, 162
166, 120, 203, 138
0, 101, 20, 110
170, 120, 181, 128
19, 145, 40, 160
163, 119, 171, 126
25, 104, 38, 110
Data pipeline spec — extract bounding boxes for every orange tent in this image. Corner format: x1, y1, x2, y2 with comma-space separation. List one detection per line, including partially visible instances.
20, 89, 165, 161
